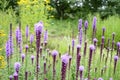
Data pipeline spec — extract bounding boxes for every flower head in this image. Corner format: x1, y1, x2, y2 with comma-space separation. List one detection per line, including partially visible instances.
34, 21, 44, 33
13, 72, 18, 76
14, 62, 21, 71
93, 38, 98, 42
31, 55, 35, 60
84, 20, 88, 29
114, 55, 119, 61
89, 45, 95, 51
79, 66, 84, 71
30, 34, 34, 44
21, 53, 25, 58
72, 39, 75, 48
61, 54, 69, 64
51, 50, 58, 56
26, 25, 29, 38
98, 78, 103, 80
78, 19, 82, 30
92, 16, 97, 29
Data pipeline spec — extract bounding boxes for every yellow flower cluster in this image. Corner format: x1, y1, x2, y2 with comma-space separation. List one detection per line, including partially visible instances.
0, 55, 6, 69
44, 0, 50, 4
18, 0, 38, 5
0, 30, 6, 37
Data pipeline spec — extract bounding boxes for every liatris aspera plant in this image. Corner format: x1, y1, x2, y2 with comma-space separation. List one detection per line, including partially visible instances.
93, 38, 98, 47
61, 54, 69, 80
72, 39, 75, 56
109, 78, 113, 80
14, 62, 21, 74
84, 20, 88, 41
98, 77, 103, 80
76, 45, 81, 80
92, 16, 97, 40
34, 21, 43, 80
25, 25, 29, 41
44, 29, 48, 43
9, 75, 13, 80
13, 72, 18, 80
78, 19, 82, 31
9, 23, 13, 55
102, 27, 105, 36
116, 42, 120, 56
84, 41, 87, 56
79, 65, 84, 80
111, 32, 115, 52
30, 34, 34, 45
79, 29, 83, 45
21, 53, 25, 64
113, 55, 119, 74
100, 36, 105, 60
88, 45, 95, 80
68, 55, 72, 80
51, 50, 58, 80
31, 55, 35, 64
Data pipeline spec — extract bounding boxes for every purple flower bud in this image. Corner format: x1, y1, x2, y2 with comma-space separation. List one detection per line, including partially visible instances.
92, 16, 97, 29
78, 19, 82, 30
51, 50, 58, 56
117, 42, 120, 47
77, 44, 81, 49
72, 39, 75, 48
98, 78, 103, 80
89, 45, 95, 51
31, 55, 35, 60
5, 41, 10, 57
34, 21, 44, 33
14, 62, 21, 73
25, 45, 29, 49
61, 54, 69, 64
84, 20, 88, 29
9, 75, 13, 80
13, 72, 18, 80
102, 36, 105, 44
21, 53, 25, 58
25, 25, 29, 38
79, 29, 83, 45
109, 78, 112, 80
79, 66, 84, 71
114, 55, 119, 61
30, 34, 34, 44
44, 30, 48, 42
93, 38, 98, 42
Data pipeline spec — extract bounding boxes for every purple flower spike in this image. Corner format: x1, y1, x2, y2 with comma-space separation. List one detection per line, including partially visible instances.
93, 38, 98, 42
117, 42, 120, 47
84, 20, 88, 29
72, 39, 75, 48
90, 45, 95, 51
92, 16, 97, 29
44, 29, 48, 43
52, 50, 58, 56
14, 62, 21, 73
109, 78, 113, 80
79, 66, 84, 80
79, 29, 83, 45
114, 55, 119, 61
79, 66, 84, 71
21, 54, 25, 63
34, 21, 44, 33
61, 54, 69, 64
30, 34, 34, 44
25, 25, 29, 39
78, 19, 82, 31
5, 41, 10, 57
98, 78, 103, 80
31, 55, 35, 64
25, 45, 29, 49
9, 75, 13, 80
13, 72, 18, 80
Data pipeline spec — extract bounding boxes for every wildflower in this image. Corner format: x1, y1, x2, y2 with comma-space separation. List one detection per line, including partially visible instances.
25, 25, 29, 39
102, 27, 106, 36
21, 54, 25, 64
13, 72, 18, 80
72, 39, 75, 56
52, 50, 58, 80
114, 55, 119, 74
14, 62, 21, 73
84, 20, 88, 29
92, 16, 97, 40
9, 75, 13, 80
88, 45, 95, 79
79, 66, 84, 80
79, 29, 83, 45
30, 34, 34, 44
93, 38, 98, 47
31, 55, 35, 64
61, 54, 69, 80
98, 77, 103, 80
44, 29, 48, 43
78, 19, 82, 31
